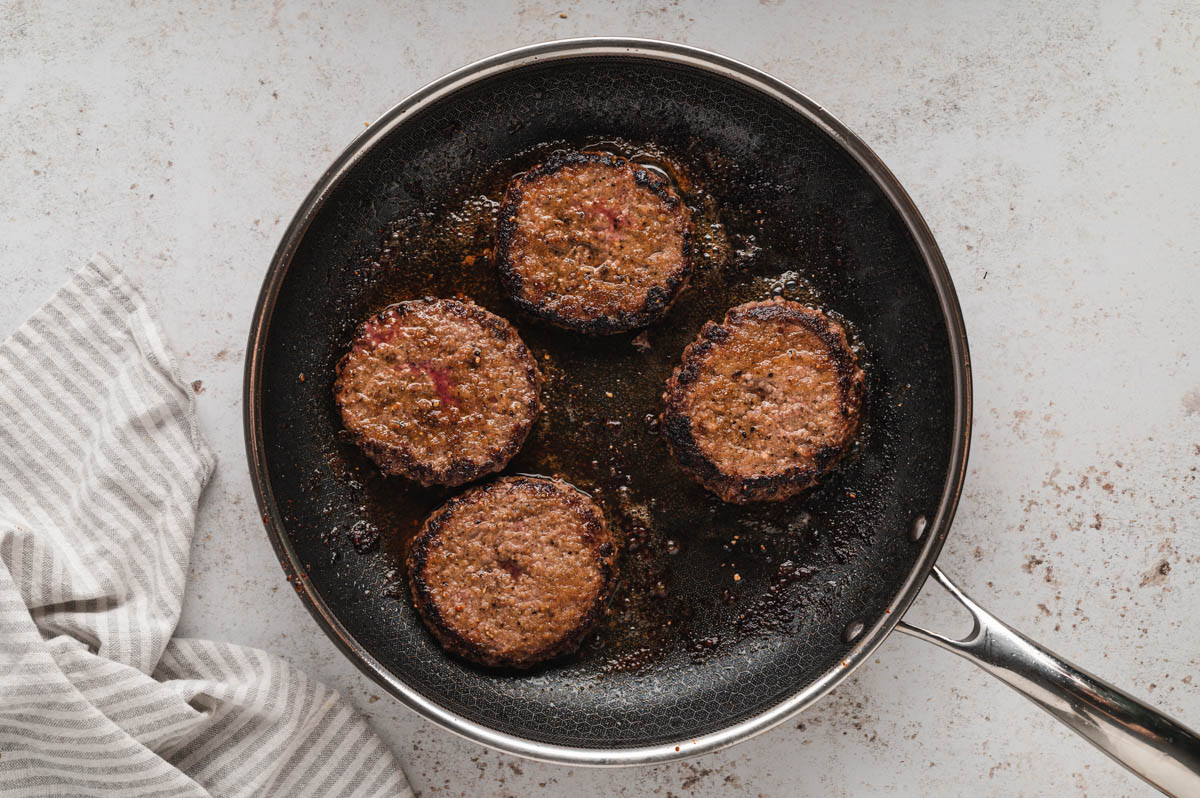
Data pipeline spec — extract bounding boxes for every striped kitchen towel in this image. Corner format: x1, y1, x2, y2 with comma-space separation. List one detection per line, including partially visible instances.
0, 257, 412, 797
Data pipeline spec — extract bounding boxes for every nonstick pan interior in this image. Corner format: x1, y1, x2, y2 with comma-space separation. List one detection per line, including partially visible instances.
249, 45, 963, 752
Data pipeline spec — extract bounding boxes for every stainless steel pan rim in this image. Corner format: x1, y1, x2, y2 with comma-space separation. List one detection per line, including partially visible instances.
244, 37, 972, 767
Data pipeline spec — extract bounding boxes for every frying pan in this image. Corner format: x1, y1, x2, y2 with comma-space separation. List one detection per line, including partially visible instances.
244, 39, 1200, 793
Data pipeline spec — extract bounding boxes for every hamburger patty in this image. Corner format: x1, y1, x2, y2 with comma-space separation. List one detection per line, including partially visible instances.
334, 298, 541, 487
496, 150, 693, 335
406, 476, 617, 668
661, 299, 866, 504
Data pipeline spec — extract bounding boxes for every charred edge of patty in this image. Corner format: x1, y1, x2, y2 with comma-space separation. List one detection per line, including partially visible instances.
660, 302, 866, 504
495, 150, 694, 335
405, 477, 618, 669
333, 298, 543, 487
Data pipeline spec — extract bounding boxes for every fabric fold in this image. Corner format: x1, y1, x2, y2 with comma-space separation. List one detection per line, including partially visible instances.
0, 256, 411, 798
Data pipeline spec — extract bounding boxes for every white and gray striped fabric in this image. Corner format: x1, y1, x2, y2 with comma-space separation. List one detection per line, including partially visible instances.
0, 257, 412, 797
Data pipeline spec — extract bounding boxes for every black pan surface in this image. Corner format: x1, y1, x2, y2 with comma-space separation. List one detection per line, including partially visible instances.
248, 44, 964, 752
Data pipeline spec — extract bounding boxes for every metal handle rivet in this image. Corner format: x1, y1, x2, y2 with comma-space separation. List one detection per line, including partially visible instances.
909, 515, 927, 542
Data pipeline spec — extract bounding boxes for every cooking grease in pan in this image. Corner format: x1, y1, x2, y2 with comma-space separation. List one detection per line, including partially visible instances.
319, 137, 892, 672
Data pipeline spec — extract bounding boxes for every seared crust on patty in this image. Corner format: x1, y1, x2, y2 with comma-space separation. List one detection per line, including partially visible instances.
661, 299, 865, 504
406, 476, 617, 669
496, 150, 693, 335
334, 298, 541, 487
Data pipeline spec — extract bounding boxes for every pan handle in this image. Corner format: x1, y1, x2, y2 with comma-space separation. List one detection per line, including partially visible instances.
897, 566, 1200, 797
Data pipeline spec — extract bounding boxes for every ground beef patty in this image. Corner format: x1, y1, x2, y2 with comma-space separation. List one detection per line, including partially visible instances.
406, 476, 617, 668
661, 299, 866, 504
334, 298, 541, 487
496, 150, 692, 335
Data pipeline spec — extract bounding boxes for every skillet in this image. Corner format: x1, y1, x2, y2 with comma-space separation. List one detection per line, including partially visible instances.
244, 38, 1200, 793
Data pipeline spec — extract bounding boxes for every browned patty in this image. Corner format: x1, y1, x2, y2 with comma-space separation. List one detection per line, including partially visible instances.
333, 298, 541, 487
661, 299, 866, 504
496, 150, 693, 335
406, 476, 617, 668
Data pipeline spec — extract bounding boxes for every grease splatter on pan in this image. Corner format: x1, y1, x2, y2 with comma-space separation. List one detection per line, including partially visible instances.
315, 137, 890, 673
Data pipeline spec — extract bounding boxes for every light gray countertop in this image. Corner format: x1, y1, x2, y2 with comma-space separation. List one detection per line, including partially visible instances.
3, 1, 1198, 795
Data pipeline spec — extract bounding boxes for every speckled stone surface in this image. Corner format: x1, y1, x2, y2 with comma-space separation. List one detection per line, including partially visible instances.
3, 1, 1198, 795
